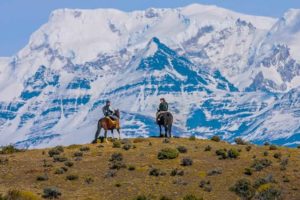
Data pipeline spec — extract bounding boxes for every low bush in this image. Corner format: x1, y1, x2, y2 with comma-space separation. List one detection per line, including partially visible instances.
230, 179, 255, 200
0, 145, 21, 154
181, 158, 193, 166
128, 165, 136, 171
80, 146, 90, 152
235, 138, 248, 145
122, 143, 132, 151
54, 168, 65, 175
73, 151, 83, 157
251, 159, 272, 171
263, 151, 269, 156
43, 187, 61, 199
85, 176, 94, 184
280, 158, 289, 171
36, 174, 48, 181
269, 145, 278, 150
204, 145, 212, 151
157, 148, 179, 160
215, 149, 227, 159
48, 146, 64, 157
245, 146, 252, 152
66, 174, 79, 181
211, 135, 221, 142
254, 186, 282, 200
170, 168, 184, 176
273, 152, 282, 159
177, 146, 188, 153
199, 180, 212, 192
53, 155, 68, 162
109, 161, 126, 170
244, 168, 253, 176
109, 153, 123, 162
162, 138, 170, 144
149, 168, 166, 176
207, 168, 222, 176
113, 141, 121, 148
105, 169, 117, 178
64, 161, 74, 167
227, 148, 240, 159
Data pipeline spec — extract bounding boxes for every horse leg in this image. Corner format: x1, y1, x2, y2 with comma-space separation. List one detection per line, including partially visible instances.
104, 129, 108, 143
93, 121, 101, 143
168, 124, 172, 138
159, 125, 163, 137
111, 129, 114, 139
164, 125, 168, 138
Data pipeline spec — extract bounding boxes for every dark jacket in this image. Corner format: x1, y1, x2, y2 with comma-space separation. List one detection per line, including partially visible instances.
102, 105, 114, 117
158, 102, 168, 112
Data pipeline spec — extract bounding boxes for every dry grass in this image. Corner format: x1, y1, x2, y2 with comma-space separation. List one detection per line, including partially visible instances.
0, 138, 300, 200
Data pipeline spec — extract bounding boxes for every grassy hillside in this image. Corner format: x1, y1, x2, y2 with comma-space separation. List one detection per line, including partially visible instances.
0, 137, 300, 200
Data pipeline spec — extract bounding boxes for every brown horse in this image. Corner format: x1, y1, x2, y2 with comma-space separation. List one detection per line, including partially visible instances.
157, 111, 173, 138
92, 110, 121, 143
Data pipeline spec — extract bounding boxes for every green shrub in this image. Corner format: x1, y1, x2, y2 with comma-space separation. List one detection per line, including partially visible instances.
162, 138, 170, 144
43, 187, 61, 199
263, 151, 269, 156
251, 159, 272, 171
113, 141, 121, 148
157, 148, 179, 160
181, 158, 193, 166
269, 145, 278, 150
177, 146, 188, 153
80, 146, 90, 152
0, 145, 21, 154
66, 174, 79, 181
216, 149, 227, 159
234, 138, 248, 145
54, 168, 65, 175
36, 174, 48, 181
227, 148, 240, 159
211, 135, 220, 142
53, 155, 68, 162
230, 179, 255, 200
253, 174, 275, 189
64, 161, 74, 167
204, 145, 212, 151
105, 169, 117, 178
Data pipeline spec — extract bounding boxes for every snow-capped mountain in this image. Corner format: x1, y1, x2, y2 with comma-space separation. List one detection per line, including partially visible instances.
1, 4, 300, 148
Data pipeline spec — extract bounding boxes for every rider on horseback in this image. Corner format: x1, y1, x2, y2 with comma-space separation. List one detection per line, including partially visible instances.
102, 100, 118, 121
156, 98, 168, 121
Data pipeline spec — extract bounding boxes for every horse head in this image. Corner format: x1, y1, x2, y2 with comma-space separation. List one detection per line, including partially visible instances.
114, 109, 120, 118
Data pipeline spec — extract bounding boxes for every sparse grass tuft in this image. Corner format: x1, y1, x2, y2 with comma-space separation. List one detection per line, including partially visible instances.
0, 145, 21, 154
181, 157, 193, 166
182, 194, 203, 200
66, 174, 79, 181
113, 141, 121, 148
1, 190, 40, 200
36, 174, 48, 181
269, 145, 278, 150
189, 135, 196, 141
79, 146, 90, 152
234, 138, 248, 145
230, 179, 255, 200
251, 159, 272, 171
204, 145, 212, 151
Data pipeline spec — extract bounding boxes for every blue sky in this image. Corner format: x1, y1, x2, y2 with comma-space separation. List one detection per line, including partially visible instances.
0, 0, 300, 56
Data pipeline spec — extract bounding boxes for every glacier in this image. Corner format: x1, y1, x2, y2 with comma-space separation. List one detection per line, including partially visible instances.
0, 4, 300, 148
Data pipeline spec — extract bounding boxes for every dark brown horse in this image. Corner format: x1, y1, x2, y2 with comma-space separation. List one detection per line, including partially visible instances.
92, 110, 121, 143
157, 112, 173, 138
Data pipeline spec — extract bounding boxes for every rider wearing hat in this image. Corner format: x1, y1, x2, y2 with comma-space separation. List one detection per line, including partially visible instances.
156, 98, 168, 119
102, 100, 118, 120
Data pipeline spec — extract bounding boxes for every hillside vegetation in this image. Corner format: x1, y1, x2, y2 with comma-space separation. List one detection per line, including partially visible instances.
0, 137, 300, 200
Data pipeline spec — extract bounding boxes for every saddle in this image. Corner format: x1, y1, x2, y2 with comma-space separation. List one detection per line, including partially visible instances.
105, 117, 120, 129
